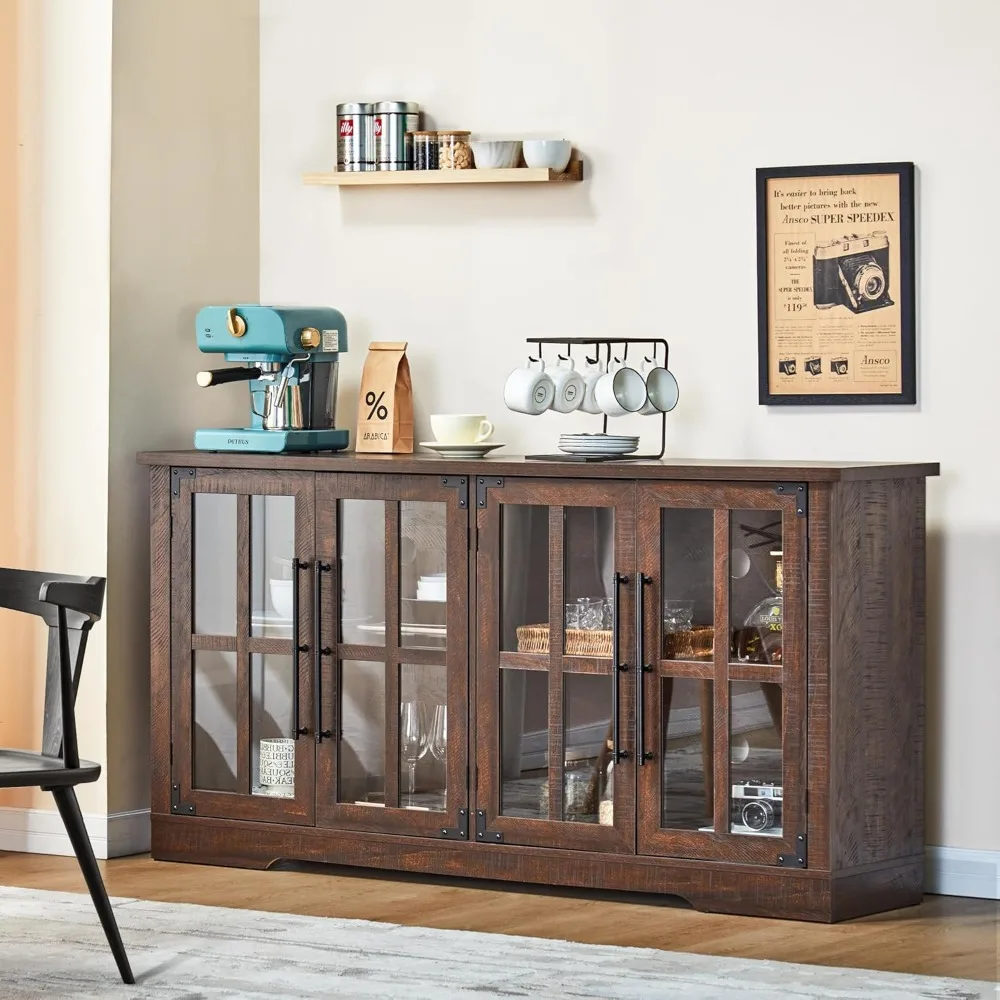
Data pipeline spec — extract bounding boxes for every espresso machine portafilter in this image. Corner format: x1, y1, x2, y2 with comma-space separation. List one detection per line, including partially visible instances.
193, 305, 350, 453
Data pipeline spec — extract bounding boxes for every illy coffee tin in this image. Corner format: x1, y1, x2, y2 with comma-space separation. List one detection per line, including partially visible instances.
337, 102, 374, 172
374, 101, 421, 170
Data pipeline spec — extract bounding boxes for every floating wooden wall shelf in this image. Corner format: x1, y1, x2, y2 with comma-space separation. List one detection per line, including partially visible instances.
303, 159, 583, 187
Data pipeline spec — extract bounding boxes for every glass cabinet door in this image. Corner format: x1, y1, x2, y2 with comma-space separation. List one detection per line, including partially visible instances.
171, 470, 316, 824
476, 480, 636, 852
314, 474, 469, 839
635, 483, 807, 864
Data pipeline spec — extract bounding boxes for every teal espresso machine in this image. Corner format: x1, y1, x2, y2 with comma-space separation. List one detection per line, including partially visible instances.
194, 304, 350, 453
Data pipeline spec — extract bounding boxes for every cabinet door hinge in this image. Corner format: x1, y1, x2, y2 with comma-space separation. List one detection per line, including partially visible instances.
441, 476, 469, 510
439, 808, 469, 840
476, 477, 504, 509
774, 482, 807, 517
777, 832, 807, 868
171, 782, 196, 816
476, 809, 504, 843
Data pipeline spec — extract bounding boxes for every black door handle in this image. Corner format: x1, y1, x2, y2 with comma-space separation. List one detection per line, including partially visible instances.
291, 559, 309, 738
314, 560, 333, 742
636, 573, 654, 764
612, 572, 630, 763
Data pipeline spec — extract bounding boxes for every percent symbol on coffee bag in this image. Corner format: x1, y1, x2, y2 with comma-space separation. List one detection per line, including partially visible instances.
365, 391, 389, 420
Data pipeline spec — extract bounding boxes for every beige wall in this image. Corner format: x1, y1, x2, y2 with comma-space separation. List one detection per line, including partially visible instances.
0, 0, 38, 778
107, 0, 258, 815
260, 0, 1000, 852
0, 0, 113, 816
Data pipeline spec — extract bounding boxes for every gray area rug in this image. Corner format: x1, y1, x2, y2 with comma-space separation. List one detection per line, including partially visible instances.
0, 886, 990, 999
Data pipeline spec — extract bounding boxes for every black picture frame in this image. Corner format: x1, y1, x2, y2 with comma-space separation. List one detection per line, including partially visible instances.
756, 162, 916, 406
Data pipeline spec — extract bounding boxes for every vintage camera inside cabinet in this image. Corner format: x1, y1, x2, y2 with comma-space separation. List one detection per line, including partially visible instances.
143, 455, 935, 923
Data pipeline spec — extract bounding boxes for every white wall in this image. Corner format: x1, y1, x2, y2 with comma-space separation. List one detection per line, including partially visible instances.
261, 0, 1000, 853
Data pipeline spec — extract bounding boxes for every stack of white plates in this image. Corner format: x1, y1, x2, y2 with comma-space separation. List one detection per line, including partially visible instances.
416, 573, 446, 601
558, 433, 639, 457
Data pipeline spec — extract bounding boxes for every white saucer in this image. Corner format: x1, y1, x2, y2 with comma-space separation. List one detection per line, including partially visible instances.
420, 441, 505, 459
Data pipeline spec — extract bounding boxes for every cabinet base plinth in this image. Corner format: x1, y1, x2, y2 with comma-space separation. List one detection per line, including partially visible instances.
151, 814, 923, 923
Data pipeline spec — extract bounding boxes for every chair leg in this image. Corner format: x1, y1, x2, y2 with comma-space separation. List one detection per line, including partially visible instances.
51, 786, 135, 985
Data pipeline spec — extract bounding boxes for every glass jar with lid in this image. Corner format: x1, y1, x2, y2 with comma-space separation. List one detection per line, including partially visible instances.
437, 130, 473, 169
412, 131, 439, 170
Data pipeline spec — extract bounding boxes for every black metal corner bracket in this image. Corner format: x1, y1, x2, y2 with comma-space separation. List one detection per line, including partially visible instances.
170, 467, 197, 497
476, 810, 503, 843
171, 782, 196, 816
441, 477, 470, 510
439, 808, 469, 840
774, 482, 808, 517
778, 832, 807, 868
476, 477, 504, 509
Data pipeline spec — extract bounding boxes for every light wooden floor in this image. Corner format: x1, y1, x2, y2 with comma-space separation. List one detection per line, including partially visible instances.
0, 852, 996, 983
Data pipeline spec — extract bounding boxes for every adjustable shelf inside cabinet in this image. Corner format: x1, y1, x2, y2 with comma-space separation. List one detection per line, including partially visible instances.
524, 337, 669, 462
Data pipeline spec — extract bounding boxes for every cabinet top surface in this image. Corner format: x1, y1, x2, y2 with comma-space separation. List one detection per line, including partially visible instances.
137, 450, 938, 482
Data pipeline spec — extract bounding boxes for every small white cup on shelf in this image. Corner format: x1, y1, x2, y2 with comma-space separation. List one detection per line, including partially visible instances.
523, 140, 573, 173
504, 358, 555, 414
544, 356, 584, 413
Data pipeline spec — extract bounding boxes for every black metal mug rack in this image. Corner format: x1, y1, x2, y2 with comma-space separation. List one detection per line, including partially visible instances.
521, 337, 670, 462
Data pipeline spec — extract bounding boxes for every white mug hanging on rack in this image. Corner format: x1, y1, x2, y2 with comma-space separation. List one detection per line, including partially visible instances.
544, 356, 584, 413
638, 359, 680, 415
504, 358, 555, 415
594, 360, 647, 417
579, 358, 606, 414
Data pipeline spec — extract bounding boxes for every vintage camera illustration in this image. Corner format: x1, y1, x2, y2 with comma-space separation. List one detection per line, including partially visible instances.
805, 357, 822, 376
778, 358, 797, 376
813, 231, 894, 314
731, 780, 783, 833
830, 356, 849, 375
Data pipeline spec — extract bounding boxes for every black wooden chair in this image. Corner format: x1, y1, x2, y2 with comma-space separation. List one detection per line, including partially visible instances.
0, 568, 133, 984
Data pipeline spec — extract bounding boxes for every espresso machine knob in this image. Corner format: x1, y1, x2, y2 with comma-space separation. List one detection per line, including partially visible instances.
226, 307, 247, 338
299, 327, 321, 350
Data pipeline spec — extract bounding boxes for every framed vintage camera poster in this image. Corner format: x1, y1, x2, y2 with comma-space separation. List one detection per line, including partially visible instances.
756, 162, 916, 405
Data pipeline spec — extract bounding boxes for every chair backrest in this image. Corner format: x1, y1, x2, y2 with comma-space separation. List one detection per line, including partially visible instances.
0, 568, 106, 766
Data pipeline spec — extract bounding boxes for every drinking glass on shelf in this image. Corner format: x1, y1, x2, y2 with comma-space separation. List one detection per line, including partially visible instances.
400, 701, 428, 803
577, 597, 605, 631
565, 603, 581, 629
663, 598, 695, 659
428, 703, 448, 810
428, 704, 447, 763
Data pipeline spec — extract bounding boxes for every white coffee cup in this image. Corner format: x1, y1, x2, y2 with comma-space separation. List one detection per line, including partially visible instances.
638, 363, 680, 415
504, 359, 555, 415
595, 362, 647, 417
545, 357, 584, 413
430, 413, 495, 444
579, 360, 606, 414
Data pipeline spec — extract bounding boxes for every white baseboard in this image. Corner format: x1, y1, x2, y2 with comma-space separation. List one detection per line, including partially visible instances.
0, 806, 150, 860
925, 846, 999, 899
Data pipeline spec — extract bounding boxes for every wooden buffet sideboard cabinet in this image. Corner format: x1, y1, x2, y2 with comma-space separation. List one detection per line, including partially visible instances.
138, 452, 938, 922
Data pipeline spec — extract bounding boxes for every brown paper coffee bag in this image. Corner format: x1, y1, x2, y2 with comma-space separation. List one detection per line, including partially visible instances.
356, 341, 413, 453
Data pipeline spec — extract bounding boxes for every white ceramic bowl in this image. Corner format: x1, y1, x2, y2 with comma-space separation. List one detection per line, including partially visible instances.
470, 140, 522, 169
269, 578, 294, 619
522, 139, 572, 172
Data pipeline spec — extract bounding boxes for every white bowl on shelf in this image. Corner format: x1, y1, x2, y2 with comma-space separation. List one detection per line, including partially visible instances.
522, 139, 572, 172
470, 140, 522, 169
268, 578, 294, 619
